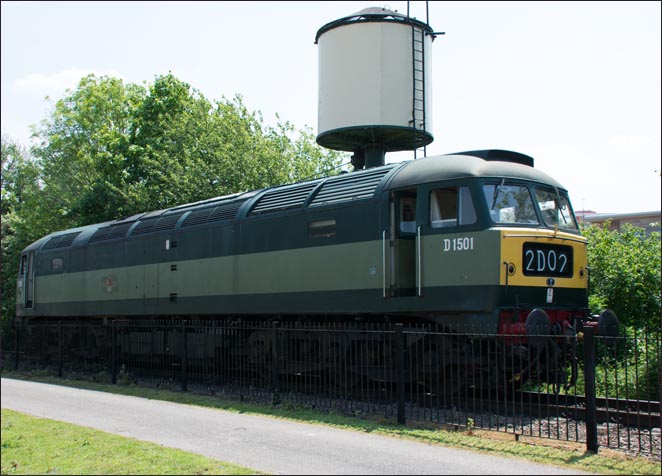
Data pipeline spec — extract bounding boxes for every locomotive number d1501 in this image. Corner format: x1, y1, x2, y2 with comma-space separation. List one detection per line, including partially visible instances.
522, 242, 573, 277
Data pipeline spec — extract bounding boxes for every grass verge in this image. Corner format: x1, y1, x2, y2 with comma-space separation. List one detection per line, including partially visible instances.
1, 408, 262, 475
1, 371, 660, 475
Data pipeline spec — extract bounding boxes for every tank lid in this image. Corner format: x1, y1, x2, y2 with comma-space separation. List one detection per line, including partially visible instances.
315, 6, 433, 43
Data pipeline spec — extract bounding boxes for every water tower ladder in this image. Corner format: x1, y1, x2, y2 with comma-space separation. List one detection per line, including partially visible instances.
412, 25, 427, 159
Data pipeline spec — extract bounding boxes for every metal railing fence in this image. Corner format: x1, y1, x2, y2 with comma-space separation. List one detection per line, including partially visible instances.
1, 319, 659, 457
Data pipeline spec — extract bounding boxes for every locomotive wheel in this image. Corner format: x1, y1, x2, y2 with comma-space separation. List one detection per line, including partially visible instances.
525, 309, 552, 350
323, 333, 351, 397
247, 330, 272, 379
411, 333, 481, 398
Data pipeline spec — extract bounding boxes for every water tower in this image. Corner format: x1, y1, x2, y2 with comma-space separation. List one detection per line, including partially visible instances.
315, 6, 438, 170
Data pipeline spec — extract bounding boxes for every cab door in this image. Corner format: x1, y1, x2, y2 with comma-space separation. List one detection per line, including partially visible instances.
389, 190, 420, 297
22, 251, 35, 308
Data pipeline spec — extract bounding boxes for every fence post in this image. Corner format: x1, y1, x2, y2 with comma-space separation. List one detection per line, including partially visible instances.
111, 320, 117, 385
181, 320, 188, 392
395, 323, 406, 425
582, 326, 598, 453
271, 321, 280, 404
58, 321, 63, 378
14, 321, 20, 371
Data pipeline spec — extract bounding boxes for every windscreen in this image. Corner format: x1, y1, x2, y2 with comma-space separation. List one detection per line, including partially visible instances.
534, 188, 578, 230
483, 183, 539, 225
482, 181, 579, 231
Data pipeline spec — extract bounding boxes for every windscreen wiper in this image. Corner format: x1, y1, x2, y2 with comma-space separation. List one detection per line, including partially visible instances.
554, 187, 568, 224
491, 178, 506, 210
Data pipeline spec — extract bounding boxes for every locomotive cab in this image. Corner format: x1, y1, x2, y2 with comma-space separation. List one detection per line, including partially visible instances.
381, 150, 617, 389
384, 151, 588, 321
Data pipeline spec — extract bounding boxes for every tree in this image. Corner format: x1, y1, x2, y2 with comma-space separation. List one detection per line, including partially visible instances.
31, 72, 344, 224
582, 222, 661, 332
2, 73, 344, 324
31, 74, 147, 227
126, 73, 342, 212
1, 136, 42, 323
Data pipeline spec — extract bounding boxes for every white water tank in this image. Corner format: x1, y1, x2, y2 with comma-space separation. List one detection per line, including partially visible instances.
315, 7, 435, 160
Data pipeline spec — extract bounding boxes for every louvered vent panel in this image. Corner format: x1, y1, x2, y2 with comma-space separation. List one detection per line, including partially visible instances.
58, 232, 80, 247
209, 202, 242, 222
89, 223, 132, 243
182, 209, 213, 227
151, 213, 183, 232
42, 236, 63, 250
89, 227, 112, 243
308, 167, 393, 208
249, 183, 317, 216
130, 218, 159, 235
108, 223, 132, 239
43, 232, 81, 249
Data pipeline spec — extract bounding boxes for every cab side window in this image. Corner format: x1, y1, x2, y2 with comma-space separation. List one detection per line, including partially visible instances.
399, 196, 417, 234
430, 186, 476, 228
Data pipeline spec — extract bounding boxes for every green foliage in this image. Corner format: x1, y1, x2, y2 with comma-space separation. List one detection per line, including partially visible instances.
602, 328, 660, 401
32, 74, 146, 227
1, 137, 43, 323
569, 330, 661, 402
125, 74, 341, 213
582, 222, 661, 332
574, 221, 661, 401
1, 72, 344, 325
28, 72, 343, 224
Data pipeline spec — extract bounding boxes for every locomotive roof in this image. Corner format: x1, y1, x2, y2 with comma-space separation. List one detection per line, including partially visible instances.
24, 150, 567, 253
386, 152, 566, 191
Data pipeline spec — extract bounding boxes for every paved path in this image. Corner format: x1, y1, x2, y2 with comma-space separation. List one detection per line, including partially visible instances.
1, 378, 589, 475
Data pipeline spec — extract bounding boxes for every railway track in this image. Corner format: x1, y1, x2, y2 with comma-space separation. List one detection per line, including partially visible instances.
260, 370, 661, 431
513, 392, 662, 429
411, 390, 661, 429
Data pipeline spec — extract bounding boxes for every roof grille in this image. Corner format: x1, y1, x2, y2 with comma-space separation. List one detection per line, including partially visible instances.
108, 222, 133, 239
209, 201, 242, 222
181, 201, 244, 227
151, 213, 183, 232
89, 223, 133, 243
308, 167, 392, 207
182, 209, 213, 227
88, 227, 112, 243
249, 182, 318, 216
130, 213, 183, 236
130, 217, 159, 235
42, 231, 81, 249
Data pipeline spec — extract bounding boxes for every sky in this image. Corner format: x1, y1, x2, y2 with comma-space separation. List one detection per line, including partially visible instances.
1, 1, 660, 214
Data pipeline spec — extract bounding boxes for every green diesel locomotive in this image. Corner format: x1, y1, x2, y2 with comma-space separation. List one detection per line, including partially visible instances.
15, 149, 617, 391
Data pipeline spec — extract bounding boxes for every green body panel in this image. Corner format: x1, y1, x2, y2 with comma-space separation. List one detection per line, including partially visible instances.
422, 231, 500, 287
236, 240, 382, 295
27, 281, 586, 334
35, 263, 161, 304
17, 152, 587, 328
32, 240, 383, 313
